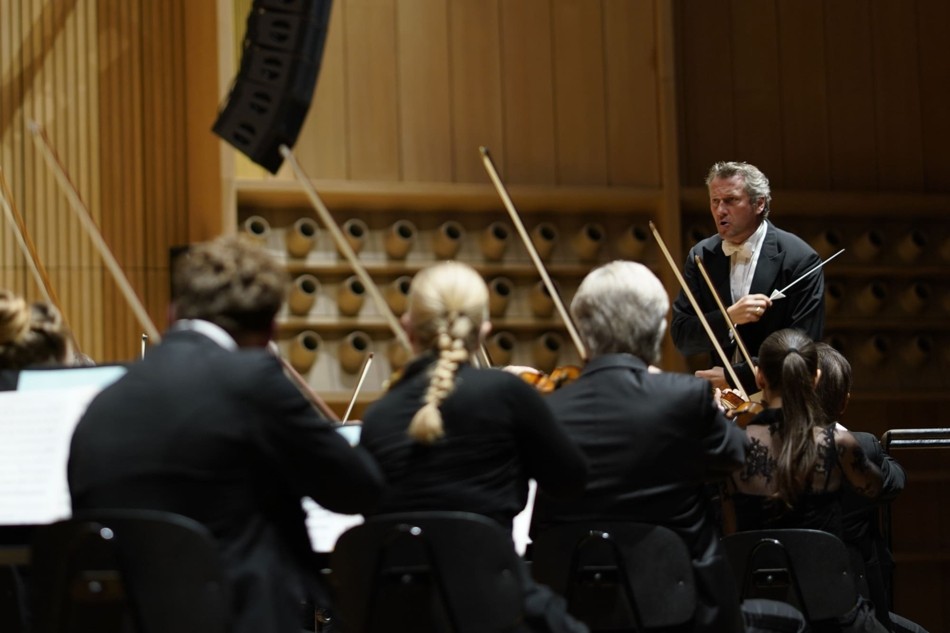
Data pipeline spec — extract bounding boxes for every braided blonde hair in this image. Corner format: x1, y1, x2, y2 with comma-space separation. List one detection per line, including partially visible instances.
0, 290, 69, 369
406, 262, 489, 444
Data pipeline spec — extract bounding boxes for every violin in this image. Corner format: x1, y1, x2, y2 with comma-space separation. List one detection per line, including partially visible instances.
719, 389, 765, 428
517, 365, 581, 394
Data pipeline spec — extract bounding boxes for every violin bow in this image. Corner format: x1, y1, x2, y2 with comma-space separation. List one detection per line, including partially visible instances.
648, 221, 748, 400
268, 341, 341, 422
279, 145, 413, 356
479, 146, 588, 362
693, 255, 757, 373
28, 121, 161, 342
0, 165, 87, 358
342, 352, 374, 424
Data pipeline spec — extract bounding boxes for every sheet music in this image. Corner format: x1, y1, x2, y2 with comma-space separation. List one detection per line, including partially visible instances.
0, 386, 101, 525
302, 478, 537, 555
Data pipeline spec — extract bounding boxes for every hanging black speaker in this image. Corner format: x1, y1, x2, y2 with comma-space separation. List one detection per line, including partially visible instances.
213, 0, 334, 174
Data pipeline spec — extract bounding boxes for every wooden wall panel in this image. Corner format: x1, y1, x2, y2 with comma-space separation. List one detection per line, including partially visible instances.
552, 0, 607, 185
344, 0, 400, 181
729, 0, 783, 179
297, 0, 348, 180
677, 0, 950, 193
449, 0, 503, 183
676, 0, 735, 184
824, 1, 877, 189
500, 0, 557, 185
396, 0, 452, 182
776, 0, 830, 189
918, 2, 950, 190
0, 0, 188, 362
603, 0, 661, 187
871, 0, 924, 191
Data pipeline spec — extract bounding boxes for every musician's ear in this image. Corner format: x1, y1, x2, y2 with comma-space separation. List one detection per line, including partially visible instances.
754, 366, 767, 391
479, 320, 492, 343
814, 368, 822, 388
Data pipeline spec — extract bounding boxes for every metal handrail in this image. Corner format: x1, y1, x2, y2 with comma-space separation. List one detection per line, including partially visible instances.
882, 428, 950, 452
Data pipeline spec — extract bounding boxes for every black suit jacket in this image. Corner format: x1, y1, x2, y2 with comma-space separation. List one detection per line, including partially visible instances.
671, 222, 825, 391
68, 329, 384, 633
531, 354, 747, 632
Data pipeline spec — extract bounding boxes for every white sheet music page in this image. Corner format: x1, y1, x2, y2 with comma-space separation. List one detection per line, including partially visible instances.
0, 386, 101, 525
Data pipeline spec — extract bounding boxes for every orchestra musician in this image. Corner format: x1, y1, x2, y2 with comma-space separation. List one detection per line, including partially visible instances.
0, 289, 71, 385
358, 260, 590, 633
67, 234, 384, 633
723, 329, 887, 632
815, 343, 927, 633
671, 161, 825, 394
529, 260, 750, 633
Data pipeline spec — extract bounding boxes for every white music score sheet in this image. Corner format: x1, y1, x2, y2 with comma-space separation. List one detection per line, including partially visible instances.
0, 386, 102, 525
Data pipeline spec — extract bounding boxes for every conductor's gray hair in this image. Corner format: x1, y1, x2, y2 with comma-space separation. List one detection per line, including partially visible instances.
706, 161, 771, 218
570, 261, 669, 364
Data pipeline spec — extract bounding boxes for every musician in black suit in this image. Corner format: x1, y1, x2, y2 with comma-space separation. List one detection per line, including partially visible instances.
68, 235, 384, 633
531, 260, 748, 633
671, 161, 825, 393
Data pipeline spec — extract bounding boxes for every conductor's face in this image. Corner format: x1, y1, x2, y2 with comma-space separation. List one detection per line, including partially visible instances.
708, 175, 765, 244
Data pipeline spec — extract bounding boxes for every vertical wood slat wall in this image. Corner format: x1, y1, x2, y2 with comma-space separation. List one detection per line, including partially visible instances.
234, 0, 667, 191
0, 0, 188, 362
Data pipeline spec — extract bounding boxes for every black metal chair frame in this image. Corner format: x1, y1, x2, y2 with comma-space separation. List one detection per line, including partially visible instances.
329, 511, 527, 633
29, 509, 230, 633
722, 528, 858, 624
530, 521, 697, 632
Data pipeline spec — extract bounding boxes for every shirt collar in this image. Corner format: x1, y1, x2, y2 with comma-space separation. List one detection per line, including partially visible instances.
170, 319, 238, 351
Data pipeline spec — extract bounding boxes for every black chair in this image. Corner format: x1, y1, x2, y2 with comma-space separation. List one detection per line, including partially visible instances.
329, 511, 528, 633
29, 509, 231, 633
721, 529, 858, 624
530, 522, 697, 631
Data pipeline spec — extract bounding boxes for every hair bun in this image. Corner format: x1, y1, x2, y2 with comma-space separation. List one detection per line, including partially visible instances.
0, 290, 31, 345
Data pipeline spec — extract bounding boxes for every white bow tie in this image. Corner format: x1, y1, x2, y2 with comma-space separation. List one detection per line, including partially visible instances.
722, 240, 753, 258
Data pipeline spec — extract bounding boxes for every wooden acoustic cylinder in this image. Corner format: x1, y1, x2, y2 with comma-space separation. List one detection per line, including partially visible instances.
488, 277, 513, 318
486, 331, 516, 367
433, 220, 465, 260
337, 275, 366, 317
530, 222, 559, 262
855, 281, 887, 316
616, 224, 650, 260
899, 281, 931, 315
385, 220, 417, 260
573, 223, 605, 262
242, 215, 271, 244
386, 275, 413, 316
340, 218, 369, 255
810, 229, 843, 260
824, 281, 844, 316
900, 334, 933, 368
286, 217, 319, 258
387, 338, 411, 373
856, 334, 890, 367
289, 330, 322, 373
480, 222, 510, 261
288, 274, 321, 316
532, 331, 564, 374
896, 229, 927, 263
529, 281, 555, 318
851, 229, 884, 262
340, 331, 372, 374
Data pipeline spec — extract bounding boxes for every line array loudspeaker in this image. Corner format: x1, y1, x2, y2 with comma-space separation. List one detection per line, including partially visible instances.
213, 0, 334, 173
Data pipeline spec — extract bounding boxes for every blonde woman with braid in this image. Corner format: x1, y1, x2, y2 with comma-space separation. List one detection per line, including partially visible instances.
359, 261, 589, 633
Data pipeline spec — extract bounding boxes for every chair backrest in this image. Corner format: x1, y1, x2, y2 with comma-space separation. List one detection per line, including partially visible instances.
329, 511, 527, 633
29, 509, 231, 633
530, 522, 697, 631
721, 529, 858, 622
0, 564, 27, 633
